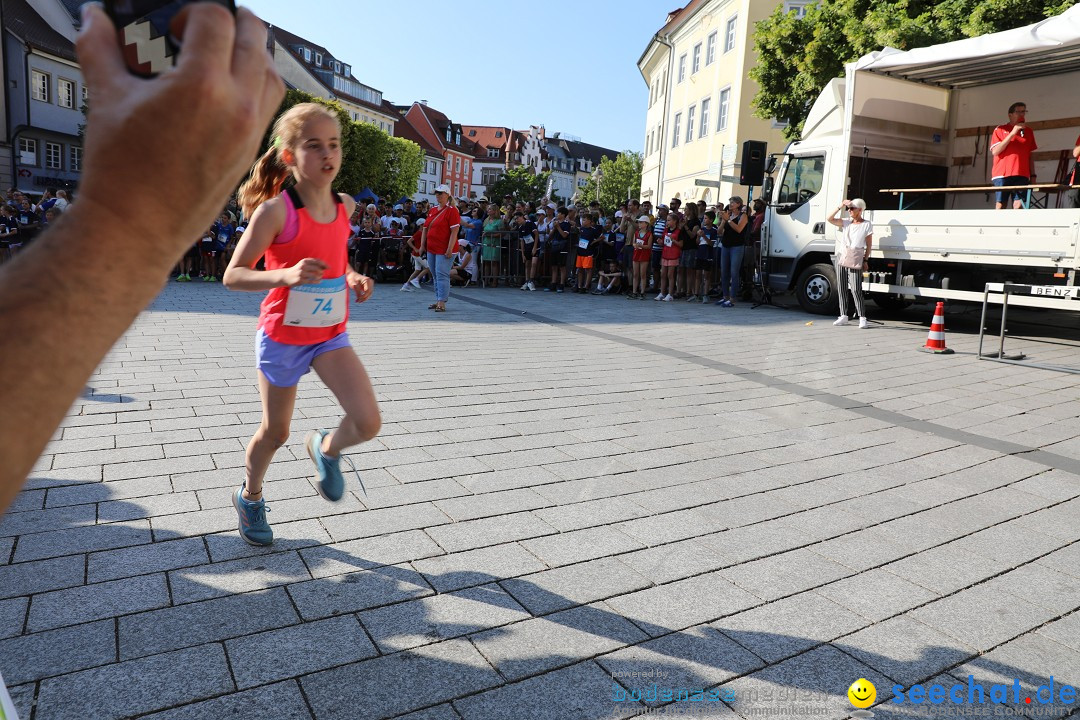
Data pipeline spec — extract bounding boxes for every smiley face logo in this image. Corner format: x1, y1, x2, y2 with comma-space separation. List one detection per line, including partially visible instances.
848, 679, 876, 709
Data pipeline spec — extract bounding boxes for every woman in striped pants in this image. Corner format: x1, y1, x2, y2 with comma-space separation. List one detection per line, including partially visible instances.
827, 198, 873, 328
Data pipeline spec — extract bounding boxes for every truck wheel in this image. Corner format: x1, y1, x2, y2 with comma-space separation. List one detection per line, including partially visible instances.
795, 263, 839, 315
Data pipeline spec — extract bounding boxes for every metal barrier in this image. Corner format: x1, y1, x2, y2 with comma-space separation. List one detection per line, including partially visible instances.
977, 282, 1080, 374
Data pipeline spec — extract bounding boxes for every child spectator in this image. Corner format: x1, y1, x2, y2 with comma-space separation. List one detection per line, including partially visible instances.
354, 216, 377, 277
575, 213, 602, 293
629, 215, 652, 299
547, 207, 571, 293
697, 212, 718, 303
656, 215, 683, 301
211, 212, 235, 280
15, 200, 42, 247
594, 259, 623, 295
680, 203, 701, 300
513, 211, 539, 291
401, 218, 429, 291
0, 205, 18, 261
650, 206, 668, 292
450, 241, 478, 286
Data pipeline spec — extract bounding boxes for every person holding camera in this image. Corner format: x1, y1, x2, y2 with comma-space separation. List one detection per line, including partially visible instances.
0, 3, 285, 515
827, 198, 873, 328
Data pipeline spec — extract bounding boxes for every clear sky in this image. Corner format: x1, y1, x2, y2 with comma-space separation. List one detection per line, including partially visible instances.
243, 0, 657, 154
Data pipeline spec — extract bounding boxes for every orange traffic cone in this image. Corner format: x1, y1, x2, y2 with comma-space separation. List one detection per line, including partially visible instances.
921, 301, 954, 354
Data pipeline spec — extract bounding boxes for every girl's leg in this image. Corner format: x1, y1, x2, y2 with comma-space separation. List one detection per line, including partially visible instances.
244, 373, 298, 500
311, 347, 382, 456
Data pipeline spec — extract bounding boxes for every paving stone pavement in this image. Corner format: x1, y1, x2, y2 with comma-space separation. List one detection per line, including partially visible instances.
3, 281, 1080, 720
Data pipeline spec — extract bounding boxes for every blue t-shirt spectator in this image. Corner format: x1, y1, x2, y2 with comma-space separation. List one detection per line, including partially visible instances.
462, 216, 484, 247
211, 220, 235, 251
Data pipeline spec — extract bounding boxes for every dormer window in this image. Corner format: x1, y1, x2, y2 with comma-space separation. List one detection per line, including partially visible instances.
487, 148, 499, 158
445, 128, 451, 142
343, 64, 351, 76
314, 52, 322, 66
455, 132, 461, 144
333, 61, 341, 73
303, 48, 311, 62
495, 131, 503, 138
469, 130, 476, 137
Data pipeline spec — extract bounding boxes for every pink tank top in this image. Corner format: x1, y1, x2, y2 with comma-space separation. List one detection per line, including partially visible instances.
258, 188, 350, 345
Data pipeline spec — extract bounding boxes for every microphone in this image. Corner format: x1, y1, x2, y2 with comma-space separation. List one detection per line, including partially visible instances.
1019, 128, 1025, 138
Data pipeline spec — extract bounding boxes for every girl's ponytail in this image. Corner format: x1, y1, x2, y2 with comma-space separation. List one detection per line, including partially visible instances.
238, 144, 289, 220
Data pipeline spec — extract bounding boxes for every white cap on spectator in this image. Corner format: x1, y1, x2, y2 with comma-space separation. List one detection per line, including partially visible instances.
434, 183, 452, 196
637, 215, 651, 223
394, 204, 403, 211
417, 218, 425, 226
236, 226, 246, 233
615, 210, 624, 218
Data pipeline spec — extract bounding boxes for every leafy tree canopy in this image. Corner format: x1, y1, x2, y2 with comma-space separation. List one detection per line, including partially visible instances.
575, 151, 644, 213
489, 166, 551, 204
751, 0, 1078, 140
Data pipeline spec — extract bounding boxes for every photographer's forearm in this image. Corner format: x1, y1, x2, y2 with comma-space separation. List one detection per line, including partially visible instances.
0, 206, 178, 513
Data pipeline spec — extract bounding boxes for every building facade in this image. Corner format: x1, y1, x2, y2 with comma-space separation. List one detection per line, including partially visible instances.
395, 118, 443, 204
401, 103, 475, 200
267, 26, 398, 134
638, 0, 799, 206
463, 125, 528, 199
3, 0, 85, 194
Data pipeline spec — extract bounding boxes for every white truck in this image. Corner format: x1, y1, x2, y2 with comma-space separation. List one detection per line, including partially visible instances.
762, 6, 1080, 314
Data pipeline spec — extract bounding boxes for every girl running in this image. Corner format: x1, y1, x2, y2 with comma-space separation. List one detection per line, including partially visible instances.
224, 103, 381, 546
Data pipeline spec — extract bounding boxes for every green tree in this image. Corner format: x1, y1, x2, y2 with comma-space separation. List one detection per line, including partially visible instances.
750, 0, 1078, 140
379, 136, 424, 201
575, 151, 643, 212
489, 166, 551, 203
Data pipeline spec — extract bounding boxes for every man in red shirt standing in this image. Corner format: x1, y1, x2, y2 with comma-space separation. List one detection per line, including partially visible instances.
990, 102, 1037, 209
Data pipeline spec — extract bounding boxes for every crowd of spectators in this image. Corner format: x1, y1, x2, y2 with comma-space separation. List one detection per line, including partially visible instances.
141, 189, 766, 300
362, 193, 770, 304
0, 187, 70, 263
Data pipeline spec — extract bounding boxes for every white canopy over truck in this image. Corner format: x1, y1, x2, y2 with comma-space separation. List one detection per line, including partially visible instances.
763, 5, 1080, 313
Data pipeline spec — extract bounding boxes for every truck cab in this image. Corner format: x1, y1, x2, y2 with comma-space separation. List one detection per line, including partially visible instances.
762, 9, 1080, 314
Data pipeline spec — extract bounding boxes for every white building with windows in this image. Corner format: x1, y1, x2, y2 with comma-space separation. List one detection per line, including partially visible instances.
2, 0, 86, 193
638, 0, 799, 206
267, 26, 398, 135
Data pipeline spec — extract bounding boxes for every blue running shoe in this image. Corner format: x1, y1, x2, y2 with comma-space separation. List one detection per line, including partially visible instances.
307, 429, 345, 501
232, 485, 273, 546
305, 429, 366, 500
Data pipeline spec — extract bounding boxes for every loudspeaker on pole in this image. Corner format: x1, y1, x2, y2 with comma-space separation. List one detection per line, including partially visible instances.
740, 140, 767, 187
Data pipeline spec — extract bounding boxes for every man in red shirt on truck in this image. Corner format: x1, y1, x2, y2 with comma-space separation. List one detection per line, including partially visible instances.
990, 102, 1037, 209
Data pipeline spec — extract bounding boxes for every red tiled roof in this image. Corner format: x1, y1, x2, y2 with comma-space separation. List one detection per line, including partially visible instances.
462, 126, 512, 160
395, 119, 442, 157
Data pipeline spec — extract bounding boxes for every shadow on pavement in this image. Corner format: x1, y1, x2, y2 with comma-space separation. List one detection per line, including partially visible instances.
1, 484, 1072, 720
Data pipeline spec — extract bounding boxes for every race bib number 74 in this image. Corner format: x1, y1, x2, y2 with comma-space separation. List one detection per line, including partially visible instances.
284, 276, 347, 327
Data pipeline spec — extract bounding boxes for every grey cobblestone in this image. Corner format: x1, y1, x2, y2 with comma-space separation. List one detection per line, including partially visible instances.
119, 587, 298, 659
35, 644, 234, 720
13, 519, 151, 563
0, 619, 115, 685
8, 286, 1080, 719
